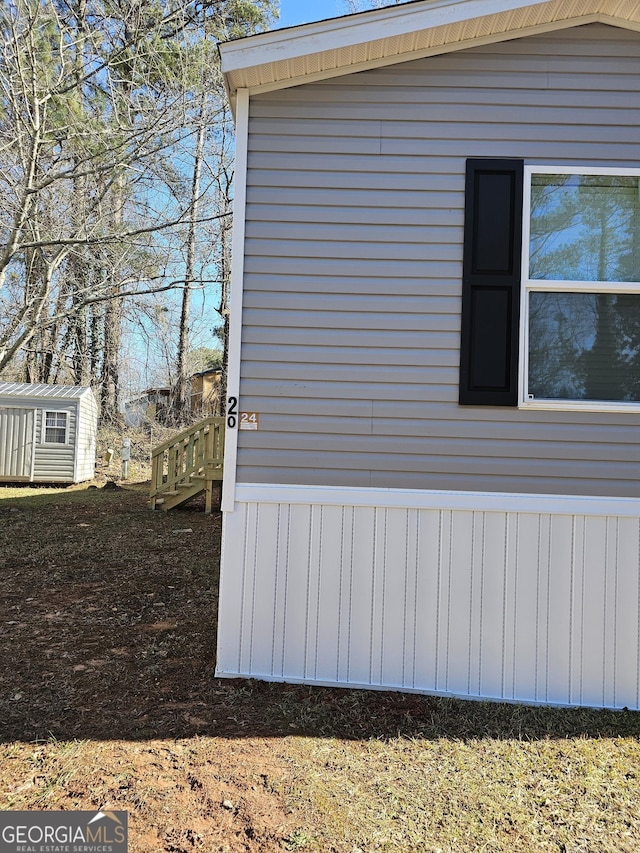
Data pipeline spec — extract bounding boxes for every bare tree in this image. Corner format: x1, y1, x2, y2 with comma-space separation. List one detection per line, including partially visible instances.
0, 0, 276, 419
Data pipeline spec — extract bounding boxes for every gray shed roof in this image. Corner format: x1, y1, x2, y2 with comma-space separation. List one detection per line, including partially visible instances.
0, 382, 92, 400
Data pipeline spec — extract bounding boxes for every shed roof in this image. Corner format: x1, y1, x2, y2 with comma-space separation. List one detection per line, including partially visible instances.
192, 367, 223, 378
220, 0, 640, 107
0, 382, 93, 401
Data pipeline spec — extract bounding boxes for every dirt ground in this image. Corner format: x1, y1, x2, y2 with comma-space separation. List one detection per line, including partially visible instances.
0, 483, 303, 851
2, 482, 640, 853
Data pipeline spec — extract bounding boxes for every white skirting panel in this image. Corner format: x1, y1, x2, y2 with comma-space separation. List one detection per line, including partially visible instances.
216, 485, 640, 709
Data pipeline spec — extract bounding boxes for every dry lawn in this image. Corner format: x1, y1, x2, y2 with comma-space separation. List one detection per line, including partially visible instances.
1, 481, 639, 852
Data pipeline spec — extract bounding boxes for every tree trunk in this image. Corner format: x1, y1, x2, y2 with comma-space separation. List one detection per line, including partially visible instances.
89, 302, 102, 387
175, 94, 207, 424
101, 296, 121, 420
99, 130, 125, 419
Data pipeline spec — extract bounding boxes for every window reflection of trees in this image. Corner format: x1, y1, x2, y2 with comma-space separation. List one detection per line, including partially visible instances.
529, 292, 640, 402
530, 175, 640, 282
527, 174, 640, 403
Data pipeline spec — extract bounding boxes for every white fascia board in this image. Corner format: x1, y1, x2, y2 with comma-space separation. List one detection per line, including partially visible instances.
220, 0, 546, 74
234, 482, 640, 519
221, 89, 250, 513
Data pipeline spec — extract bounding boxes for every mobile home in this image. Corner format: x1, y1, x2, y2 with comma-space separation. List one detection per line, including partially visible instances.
216, 0, 640, 709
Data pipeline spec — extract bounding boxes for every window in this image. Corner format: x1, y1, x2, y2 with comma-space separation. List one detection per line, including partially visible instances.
44, 411, 68, 444
521, 167, 640, 410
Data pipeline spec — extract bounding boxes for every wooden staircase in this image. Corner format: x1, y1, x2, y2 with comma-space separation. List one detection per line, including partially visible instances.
149, 417, 225, 513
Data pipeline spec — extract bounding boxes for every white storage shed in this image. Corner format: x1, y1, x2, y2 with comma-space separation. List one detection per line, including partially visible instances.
0, 383, 98, 484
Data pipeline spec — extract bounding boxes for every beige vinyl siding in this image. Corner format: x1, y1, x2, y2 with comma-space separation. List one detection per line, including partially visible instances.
0, 407, 35, 481
238, 24, 640, 498
33, 404, 76, 482
75, 392, 98, 482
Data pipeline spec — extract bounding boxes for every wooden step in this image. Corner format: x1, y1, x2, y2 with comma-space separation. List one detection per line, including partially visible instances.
158, 481, 205, 512
149, 415, 225, 513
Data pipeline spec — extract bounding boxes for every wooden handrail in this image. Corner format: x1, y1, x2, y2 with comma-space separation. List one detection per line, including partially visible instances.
150, 416, 225, 455
150, 417, 225, 510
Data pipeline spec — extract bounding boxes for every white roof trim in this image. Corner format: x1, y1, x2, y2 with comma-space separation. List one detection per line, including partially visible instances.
221, 0, 640, 105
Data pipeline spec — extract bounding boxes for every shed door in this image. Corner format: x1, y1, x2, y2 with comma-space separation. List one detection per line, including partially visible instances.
0, 407, 35, 480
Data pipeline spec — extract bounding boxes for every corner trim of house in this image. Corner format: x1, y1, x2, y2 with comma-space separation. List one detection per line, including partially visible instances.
221, 88, 250, 513
233, 482, 640, 518
73, 400, 80, 484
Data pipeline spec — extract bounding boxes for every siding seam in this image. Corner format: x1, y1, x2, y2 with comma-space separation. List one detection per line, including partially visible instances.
412, 510, 420, 689
467, 511, 476, 695
369, 508, 378, 684
238, 504, 250, 672
336, 507, 346, 682
501, 515, 509, 699
636, 518, 640, 710
271, 504, 281, 676
511, 514, 520, 700
313, 505, 323, 680
568, 515, 576, 705
478, 512, 486, 696
304, 505, 313, 679
435, 510, 443, 690
602, 518, 609, 706
282, 504, 291, 677
249, 504, 260, 673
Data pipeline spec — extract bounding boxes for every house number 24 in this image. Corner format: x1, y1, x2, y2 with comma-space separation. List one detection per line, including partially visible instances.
227, 398, 259, 430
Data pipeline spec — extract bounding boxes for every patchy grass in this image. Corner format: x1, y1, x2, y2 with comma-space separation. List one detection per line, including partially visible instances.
0, 483, 93, 501
0, 484, 639, 852
286, 731, 640, 852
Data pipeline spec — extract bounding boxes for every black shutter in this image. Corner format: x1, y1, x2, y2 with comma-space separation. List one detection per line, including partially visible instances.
459, 158, 524, 406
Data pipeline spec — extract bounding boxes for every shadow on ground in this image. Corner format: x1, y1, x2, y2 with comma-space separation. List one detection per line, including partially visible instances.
1, 485, 639, 745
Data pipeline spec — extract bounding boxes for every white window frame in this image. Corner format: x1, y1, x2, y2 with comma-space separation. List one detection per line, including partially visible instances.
519, 164, 640, 413
42, 410, 70, 445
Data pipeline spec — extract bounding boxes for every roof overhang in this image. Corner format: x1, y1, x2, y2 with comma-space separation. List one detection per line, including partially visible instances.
220, 0, 640, 112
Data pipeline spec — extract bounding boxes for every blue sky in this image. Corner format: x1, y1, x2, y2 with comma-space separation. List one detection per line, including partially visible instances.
276, 0, 346, 28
